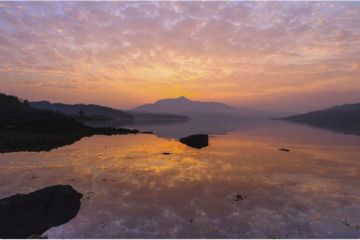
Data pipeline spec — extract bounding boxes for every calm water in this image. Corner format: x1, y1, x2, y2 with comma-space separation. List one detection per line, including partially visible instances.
0, 120, 359, 238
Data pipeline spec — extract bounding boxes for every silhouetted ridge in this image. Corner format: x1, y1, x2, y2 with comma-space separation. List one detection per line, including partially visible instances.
0, 93, 31, 113
1, 95, 88, 134
31, 101, 133, 124
132, 96, 272, 118
31, 100, 188, 124
0, 93, 144, 152
282, 103, 360, 135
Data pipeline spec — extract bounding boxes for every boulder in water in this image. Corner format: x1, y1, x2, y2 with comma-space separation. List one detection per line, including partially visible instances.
179, 134, 209, 149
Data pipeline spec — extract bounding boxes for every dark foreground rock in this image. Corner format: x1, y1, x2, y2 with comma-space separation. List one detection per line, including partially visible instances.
179, 134, 209, 149
0, 185, 82, 239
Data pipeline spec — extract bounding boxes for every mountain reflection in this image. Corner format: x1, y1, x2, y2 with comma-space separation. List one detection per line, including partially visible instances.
0, 126, 359, 238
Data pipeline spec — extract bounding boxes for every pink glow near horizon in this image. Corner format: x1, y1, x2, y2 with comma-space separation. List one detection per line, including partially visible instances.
0, 2, 359, 112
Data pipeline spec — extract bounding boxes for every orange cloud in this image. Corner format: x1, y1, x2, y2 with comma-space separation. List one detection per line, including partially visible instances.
0, 2, 359, 111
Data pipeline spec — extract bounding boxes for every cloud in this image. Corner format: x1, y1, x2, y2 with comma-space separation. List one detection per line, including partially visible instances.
0, 2, 359, 111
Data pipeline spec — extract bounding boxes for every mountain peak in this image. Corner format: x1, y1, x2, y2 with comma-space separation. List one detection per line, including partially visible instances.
176, 96, 190, 101
155, 96, 191, 104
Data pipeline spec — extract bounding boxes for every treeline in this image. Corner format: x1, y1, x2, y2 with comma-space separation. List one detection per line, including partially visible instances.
0, 93, 88, 134
0, 93, 143, 153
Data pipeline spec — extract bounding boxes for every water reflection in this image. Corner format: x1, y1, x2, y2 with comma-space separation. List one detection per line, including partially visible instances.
126, 117, 360, 147
123, 118, 271, 139
0, 124, 359, 238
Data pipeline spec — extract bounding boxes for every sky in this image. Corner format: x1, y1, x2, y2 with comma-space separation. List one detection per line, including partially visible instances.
0, 1, 359, 113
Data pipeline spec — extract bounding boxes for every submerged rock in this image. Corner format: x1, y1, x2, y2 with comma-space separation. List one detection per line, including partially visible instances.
279, 148, 290, 152
232, 194, 247, 202
179, 134, 209, 149
0, 185, 82, 239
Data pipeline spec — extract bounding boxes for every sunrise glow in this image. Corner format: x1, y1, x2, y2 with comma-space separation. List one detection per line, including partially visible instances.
0, 2, 360, 112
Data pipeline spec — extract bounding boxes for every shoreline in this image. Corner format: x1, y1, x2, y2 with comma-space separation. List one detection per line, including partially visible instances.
0, 127, 150, 153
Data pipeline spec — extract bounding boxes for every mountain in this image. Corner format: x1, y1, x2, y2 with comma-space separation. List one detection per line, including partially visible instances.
30, 101, 188, 125
131, 96, 274, 118
282, 103, 360, 135
31, 101, 133, 124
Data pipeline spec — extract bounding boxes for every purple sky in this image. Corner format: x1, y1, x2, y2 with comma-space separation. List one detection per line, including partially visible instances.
0, 1, 359, 112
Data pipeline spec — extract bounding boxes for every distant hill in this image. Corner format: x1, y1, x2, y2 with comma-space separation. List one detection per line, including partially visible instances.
31, 101, 133, 124
132, 96, 275, 118
31, 101, 188, 125
282, 103, 360, 135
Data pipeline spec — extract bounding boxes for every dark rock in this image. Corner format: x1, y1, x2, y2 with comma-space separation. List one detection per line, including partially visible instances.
161, 152, 171, 155
233, 194, 246, 202
179, 134, 209, 149
279, 148, 290, 152
0, 185, 82, 239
